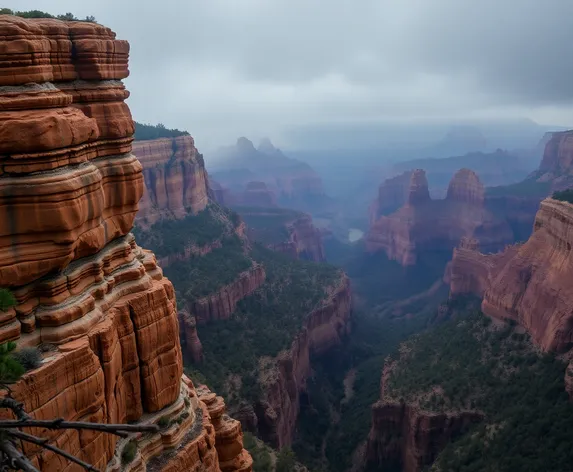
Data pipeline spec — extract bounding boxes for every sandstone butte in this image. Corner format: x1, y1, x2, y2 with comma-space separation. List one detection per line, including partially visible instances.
366, 168, 513, 265
133, 135, 211, 226
0, 16, 252, 471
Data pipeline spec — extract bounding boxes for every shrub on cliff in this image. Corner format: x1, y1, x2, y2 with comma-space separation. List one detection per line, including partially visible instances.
134, 122, 190, 141
0, 288, 15, 312
0, 9, 96, 22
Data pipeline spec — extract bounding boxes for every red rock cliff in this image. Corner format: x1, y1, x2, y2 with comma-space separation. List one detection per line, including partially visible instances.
365, 361, 482, 472
366, 169, 513, 265
134, 135, 210, 225
254, 276, 352, 448
369, 170, 413, 225
0, 16, 250, 472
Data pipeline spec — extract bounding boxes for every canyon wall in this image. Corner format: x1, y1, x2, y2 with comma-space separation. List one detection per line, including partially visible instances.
191, 264, 266, 323
0, 16, 250, 472
133, 135, 210, 225
254, 276, 352, 448
366, 169, 513, 265
365, 361, 482, 472
369, 171, 413, 224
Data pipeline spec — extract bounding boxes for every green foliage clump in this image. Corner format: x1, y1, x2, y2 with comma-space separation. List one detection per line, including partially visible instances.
0, 8, 96, 22
133, 204, 234, 258
157, 416, 170, 429
13, 347, 42, 371
552, 188, 573, 204
134, 122, 189, 141
0, 342, 25, 383
0, 288, 16, 312
276, 447, 297, 472
243, 433, 273, 472
121, 440, 137, 465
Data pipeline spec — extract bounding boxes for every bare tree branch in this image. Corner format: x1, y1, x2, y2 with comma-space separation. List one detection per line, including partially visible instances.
0, 419, 159, 437
9, 431, 99, 472
0, 439, 39, 472
0, 399, 30, 421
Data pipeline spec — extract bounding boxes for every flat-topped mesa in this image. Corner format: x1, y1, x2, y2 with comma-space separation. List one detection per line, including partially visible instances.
133, 135, 210, 225
446, 168, 485, 204
407, 169, 431, 205
0, 16, 250, 472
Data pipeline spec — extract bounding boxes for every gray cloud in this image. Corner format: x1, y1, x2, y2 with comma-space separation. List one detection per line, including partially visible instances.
14, 0, 573, 149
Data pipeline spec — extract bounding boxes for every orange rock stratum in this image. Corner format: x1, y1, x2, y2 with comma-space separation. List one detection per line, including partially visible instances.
0, 16, 251, 471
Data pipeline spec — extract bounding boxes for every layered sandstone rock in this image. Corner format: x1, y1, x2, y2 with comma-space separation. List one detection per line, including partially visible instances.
192, 264, 266, 323
198, 386, 254, 472
134, 135, 210, 225
255, 276, 352, 448
366, 169, 513, 265
369, 170, 413, 224
537, 130, 573, 183
0, 16, 250, 472
365, 362, 482, 472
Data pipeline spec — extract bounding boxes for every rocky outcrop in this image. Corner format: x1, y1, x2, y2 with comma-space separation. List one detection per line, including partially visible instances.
192, 264, 266, 323
369, 171, 413, 224
134, 135, 210, 225
366, 169, 513, 265
538, 130, 573, 182
0, 16, 250, 472
198, 386, 254, 472
255, 276, 352, 448
365, 361, 482, 472
179, 310, 204, 363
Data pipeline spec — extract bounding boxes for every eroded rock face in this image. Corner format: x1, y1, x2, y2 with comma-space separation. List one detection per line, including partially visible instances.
366, 169, 513, 265
0, 16, 250, 472
240, 181, 278, 207
134, 135, 210, 225
365, 361, 482, 472
255, 276, 352, 448
369, 170, 413, 224
192, 264, 266, 323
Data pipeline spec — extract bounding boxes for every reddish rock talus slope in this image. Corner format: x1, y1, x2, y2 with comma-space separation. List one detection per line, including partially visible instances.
0, 16, 251, 472
366, 169, 513, 265
133, 135, 210, 225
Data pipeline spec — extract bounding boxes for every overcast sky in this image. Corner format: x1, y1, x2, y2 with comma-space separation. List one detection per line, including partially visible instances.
15, 0, 573, 149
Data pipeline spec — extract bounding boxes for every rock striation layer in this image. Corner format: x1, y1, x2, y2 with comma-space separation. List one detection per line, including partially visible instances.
254, 276, 352, 448
134, 135, 210, 225
0, 16, 250, 472
366, 169, 513, 265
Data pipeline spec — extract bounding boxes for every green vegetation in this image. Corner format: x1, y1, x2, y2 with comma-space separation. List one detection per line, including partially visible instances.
0, 8, 96, 22
0, 342, 25, 383
157, 416, 170, 429
133, 204, 233, 258
121, 440, 137, 465
552, 188, 573, 204
0, 288, 15, 312
164, 235, 253, 301
243, 433, 274, 471
233, 206, 303, 246
276, 448, 297, 472
189, 244, 342, 404
134, 122, 189, 141
377, 312, 573, 472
